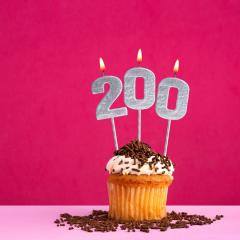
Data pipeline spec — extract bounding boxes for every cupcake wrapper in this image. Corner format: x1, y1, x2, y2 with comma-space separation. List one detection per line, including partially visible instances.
108, 182, 169, 221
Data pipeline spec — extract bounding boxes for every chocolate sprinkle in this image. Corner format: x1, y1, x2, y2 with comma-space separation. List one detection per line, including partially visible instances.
54, 210, 223, 233
132, 168, 140, 172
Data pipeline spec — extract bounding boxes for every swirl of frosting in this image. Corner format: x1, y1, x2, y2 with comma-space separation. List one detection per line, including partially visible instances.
105, 140, 175, 176
106, 155, 174, 176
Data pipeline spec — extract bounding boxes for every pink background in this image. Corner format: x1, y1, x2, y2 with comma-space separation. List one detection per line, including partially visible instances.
2, 206, 240, 239
0, 0, 240, 205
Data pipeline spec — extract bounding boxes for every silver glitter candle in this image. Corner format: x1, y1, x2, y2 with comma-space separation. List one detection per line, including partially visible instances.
92, 74, 128, 150
124, 67, 156, 141
156, 75, 189, 155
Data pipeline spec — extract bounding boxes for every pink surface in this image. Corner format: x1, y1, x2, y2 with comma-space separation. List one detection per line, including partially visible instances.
1, 206, 240, 240
0, 0, 240, 205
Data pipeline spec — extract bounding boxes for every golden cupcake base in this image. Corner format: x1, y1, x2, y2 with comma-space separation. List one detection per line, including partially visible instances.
107, 174, 173, 221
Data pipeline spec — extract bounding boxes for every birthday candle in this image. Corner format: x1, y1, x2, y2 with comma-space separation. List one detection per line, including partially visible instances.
124, 49, 156, 141
156, 60, 190, 156
92, 58, 128, 150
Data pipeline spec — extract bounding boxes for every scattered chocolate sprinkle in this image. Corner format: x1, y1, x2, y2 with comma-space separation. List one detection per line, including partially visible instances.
118, 160, 123, 165
124, 161, 129, 164
54, 210, 223, 233
215, 215, 224, 220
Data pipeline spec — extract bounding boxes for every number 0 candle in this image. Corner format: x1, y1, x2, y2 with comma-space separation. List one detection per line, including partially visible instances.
156, 60, 190, 156
124, 49, 156, 141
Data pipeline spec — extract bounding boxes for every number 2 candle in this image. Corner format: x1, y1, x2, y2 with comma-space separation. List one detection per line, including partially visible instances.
91, 58, 128, 150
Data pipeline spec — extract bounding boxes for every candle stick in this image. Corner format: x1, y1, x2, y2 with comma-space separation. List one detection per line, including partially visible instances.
92, 57, 128, 150
156, 59, 189, 156
111, 117, 118, 150
138, 109, 141, 141
164, 118, 171, 156
124, 49, 155, 141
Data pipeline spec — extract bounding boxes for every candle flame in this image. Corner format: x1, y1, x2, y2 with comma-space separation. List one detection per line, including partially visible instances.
173, 59, 179, 74
99, 57, 106, 73
137, 49, 142, 64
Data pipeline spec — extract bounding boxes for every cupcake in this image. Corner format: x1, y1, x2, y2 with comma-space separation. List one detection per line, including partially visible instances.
106, 140, 174, 221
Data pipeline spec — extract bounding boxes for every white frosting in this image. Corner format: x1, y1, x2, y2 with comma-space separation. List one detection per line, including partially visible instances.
106, 155, 174, 176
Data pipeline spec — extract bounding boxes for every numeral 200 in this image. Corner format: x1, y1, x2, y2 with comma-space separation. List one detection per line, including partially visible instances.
92, 67, 189, 121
